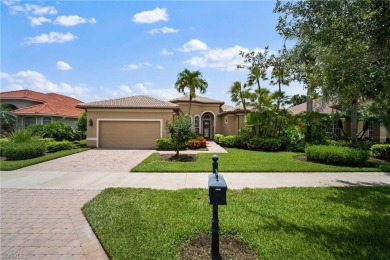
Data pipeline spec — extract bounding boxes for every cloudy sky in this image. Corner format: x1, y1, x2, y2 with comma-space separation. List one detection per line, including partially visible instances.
1, 0, 305, 105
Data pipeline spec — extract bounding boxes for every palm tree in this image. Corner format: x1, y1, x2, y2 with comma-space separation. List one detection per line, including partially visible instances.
0, 103, 17, 135
228, 81, 251, 116
174, 68, 208, 115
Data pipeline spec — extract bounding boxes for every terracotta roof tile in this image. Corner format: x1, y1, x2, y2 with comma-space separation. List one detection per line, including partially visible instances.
0, 89, 83, 117
219, 104, 252, 116
77, 95, 179, 109
170, 94, 224, 104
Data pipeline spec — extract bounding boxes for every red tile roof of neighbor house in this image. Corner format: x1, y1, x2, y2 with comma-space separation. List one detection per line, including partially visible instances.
170, 94, 225, 104
77, 95, 179, 109
0, 89, 84, 117
288, 99, 335, 115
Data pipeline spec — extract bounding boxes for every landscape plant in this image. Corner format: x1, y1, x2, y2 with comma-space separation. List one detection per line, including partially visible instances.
2, 130, 46, 160
45, 140, 74, 153
166, 115, 193, 157
28, 121, 75, 141
371, 144, 390, 162
305, 145, 370, 166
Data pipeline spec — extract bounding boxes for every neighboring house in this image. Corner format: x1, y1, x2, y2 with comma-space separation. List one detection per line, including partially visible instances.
77, 94, 249, 149
0, 89, 83, 129
288, 100, 390, 143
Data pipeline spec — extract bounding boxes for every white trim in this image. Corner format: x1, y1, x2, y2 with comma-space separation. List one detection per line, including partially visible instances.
96, 118, 163, 148
86, 138, 97, 141
201, 111, 216, 136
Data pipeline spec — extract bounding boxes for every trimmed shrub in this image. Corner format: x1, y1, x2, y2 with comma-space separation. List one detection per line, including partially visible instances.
214, 134, 224, 144
246, 137, 283, 151
0, 138, 9, 157
9, 129, 36, 143
371, 144, 390, 162
283, 126, 305, 152
73, 140, 87, 148
28, 122, 75, 141
220, 135, 242, 148
305, 145, 370, 166
3, 139, 46, 160
46, 140, 74, 153
187, 136, 207, 149
156, 137, 176, 150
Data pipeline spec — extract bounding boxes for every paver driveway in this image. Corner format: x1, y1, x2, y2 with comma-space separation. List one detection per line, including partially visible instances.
17, 149, 155, 172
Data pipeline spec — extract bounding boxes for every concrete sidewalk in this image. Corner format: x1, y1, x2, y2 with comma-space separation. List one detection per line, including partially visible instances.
2, 171, 389, 190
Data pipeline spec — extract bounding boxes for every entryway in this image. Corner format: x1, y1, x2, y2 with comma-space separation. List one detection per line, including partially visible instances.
202, 113, 214, 140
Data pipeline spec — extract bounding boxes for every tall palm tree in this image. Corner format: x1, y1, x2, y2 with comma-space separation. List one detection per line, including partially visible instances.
174, 68, 208, 115
228, 81, 251, 116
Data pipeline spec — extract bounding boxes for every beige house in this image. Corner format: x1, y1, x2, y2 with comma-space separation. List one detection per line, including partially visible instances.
288, 100, 390, 143
78, 95, 248, 149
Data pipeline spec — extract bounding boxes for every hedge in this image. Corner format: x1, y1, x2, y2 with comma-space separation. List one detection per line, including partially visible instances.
2, 139, 46, 160
305, 145, 370, 166
371, 144, 390, 162
46, 140, 74, 153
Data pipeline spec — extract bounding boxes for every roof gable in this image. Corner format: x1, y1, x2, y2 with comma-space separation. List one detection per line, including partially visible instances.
170, 94, 224, 105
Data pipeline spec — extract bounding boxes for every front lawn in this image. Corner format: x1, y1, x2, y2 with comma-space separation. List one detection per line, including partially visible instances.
83, 187, 390, 259
131, 148, 386, 172
0, 148, 89, 171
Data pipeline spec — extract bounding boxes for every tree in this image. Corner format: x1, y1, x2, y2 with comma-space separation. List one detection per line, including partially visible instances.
166, 115, 193, 157
174, 69, 208, 115
288, 94, 307, 107
76, 112, 87, 133
0, 103, 17, 135
269, 44, 292, 110
228, 81, 251, 116
275, 0, 390, 142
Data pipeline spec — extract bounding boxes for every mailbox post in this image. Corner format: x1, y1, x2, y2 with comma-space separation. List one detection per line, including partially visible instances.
208, 155, 227, 260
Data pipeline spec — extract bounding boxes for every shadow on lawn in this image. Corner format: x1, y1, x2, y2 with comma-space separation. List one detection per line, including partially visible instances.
257, 187, 390, 259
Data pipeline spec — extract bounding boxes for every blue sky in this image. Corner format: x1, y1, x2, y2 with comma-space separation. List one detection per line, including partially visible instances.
1, 0, 305, 105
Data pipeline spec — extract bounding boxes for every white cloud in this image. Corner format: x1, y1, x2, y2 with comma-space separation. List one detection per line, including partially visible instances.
1, 70, 90, 100
160, 48, 174, 56
2, 0, 19, 6
23, 32, 78, 44
179, 39, 208, 52
132, 7, 168, 24
28, 16, 51, 26
56, 61, 72, 71
54, 15, 96, 26
122, 62, 154, 71
156, 65, 165, 70
146, 27, 178, 35
119, 84, 132, 94
184, 45, 265, 71
9, 3, 57, 15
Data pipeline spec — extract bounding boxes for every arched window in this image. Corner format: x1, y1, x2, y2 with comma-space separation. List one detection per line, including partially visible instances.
43, 117, 52, 124
24, 117, 36, 129
194, 116, 200, 134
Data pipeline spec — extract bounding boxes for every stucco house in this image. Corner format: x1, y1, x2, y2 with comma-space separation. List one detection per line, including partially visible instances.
77, 94, 248, 149
288, 100, 390, 143
0, 89, 83, 129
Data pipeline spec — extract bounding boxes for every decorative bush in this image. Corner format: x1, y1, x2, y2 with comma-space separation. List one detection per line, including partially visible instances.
283, 126, 306, 152
213, 134, 224, 144
156, 137, 177, 150
220, 135, 242, 148
246, 137, 283, 151
327, 140, 375, 151
28, 122, 75, 141
73, 140, 87, 148
305, 145, 370, 166
371, 144, 390, 162
0, 138, 9, 157
46, 140, 74, 153
3, 139, 46, 160
187, 136, 207, 149
9, 129, 36, 143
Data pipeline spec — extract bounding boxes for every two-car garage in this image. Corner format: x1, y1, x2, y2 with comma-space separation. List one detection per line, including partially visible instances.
98, 120, 161, 149
77, 95, 179, 149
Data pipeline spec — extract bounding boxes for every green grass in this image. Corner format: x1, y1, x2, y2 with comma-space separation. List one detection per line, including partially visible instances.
83, 187, 390, 259
0, 148, 89, 171
131, 148, 386, 172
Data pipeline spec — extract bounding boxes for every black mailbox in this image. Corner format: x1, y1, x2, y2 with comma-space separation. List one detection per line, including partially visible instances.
208, 174, 227, 205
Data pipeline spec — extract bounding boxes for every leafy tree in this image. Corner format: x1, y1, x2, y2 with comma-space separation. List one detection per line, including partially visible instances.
288, 94, 307, 107
0, 103, 17, 135
228, 81, 251, 116
174, 69, 208, 115
166, 115, 192, 157
76, 112, 87, 132
275, 0, 390, 142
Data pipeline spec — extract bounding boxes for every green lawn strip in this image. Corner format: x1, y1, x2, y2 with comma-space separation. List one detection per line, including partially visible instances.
131, 148, 382, 172
0, 148, 89, 171
83, 187, 390, 259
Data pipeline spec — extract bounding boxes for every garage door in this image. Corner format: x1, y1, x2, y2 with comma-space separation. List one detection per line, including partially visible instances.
99, 121, 160, 149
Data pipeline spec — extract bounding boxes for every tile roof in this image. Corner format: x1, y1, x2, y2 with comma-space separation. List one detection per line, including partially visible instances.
170, 94, 224, 104
288, 100, 334, 115
77, 95, 179, 109
0, 90, 83, 117
219, 104, 252, 116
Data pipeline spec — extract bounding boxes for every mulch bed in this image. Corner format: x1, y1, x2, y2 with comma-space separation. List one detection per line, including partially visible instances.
178, 233, 258, 260
159, 154, 197, 162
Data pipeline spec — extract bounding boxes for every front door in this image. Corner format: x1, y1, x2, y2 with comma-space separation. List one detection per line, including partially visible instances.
203, 120, 210, 139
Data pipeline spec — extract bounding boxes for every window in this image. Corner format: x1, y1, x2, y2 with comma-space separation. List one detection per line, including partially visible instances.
43, 117, 52, 124
24, 117, 36, 129
330, 120, 341, 138
224, 117, 228, 124
194, 116, 200, 134
368, 124, 373, 139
